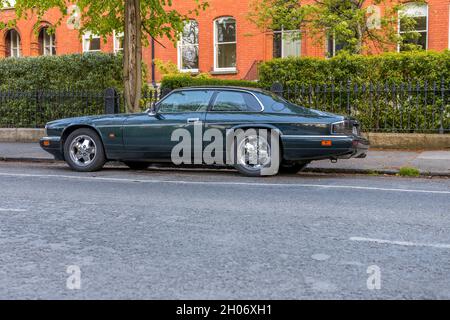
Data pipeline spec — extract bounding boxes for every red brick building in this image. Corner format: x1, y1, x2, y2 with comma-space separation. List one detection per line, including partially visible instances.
0, 0, 449, 82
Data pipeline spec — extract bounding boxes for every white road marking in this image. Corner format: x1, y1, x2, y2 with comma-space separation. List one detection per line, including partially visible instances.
350, 237, 450, 249
0, 172, 449, 195
0, 208, 27, 212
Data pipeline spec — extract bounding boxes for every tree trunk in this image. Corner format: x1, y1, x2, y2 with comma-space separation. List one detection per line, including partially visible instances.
124, 0, 142, 113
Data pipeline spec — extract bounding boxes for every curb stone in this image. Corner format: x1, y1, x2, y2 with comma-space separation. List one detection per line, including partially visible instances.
1, 156, 449, 178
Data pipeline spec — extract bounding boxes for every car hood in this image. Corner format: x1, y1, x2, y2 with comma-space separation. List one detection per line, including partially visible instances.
46, 113, 132, 127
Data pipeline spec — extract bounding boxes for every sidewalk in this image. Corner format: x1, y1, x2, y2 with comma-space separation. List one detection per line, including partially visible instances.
0, 142, 449, 176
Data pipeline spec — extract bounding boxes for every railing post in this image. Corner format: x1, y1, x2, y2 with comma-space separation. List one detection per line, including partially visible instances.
35, 90, 43, 129
346, 80, 351, 115
104, 88, 118, 114
270, 82, 284, 98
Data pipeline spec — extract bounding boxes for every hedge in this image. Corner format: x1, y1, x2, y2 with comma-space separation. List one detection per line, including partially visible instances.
0, 53, 124, 128
160, 74, 261, 91
258, 51, 450, 88
0, 53, 123, 91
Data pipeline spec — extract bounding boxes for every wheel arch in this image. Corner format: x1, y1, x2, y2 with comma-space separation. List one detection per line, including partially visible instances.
61, 125, 107, 159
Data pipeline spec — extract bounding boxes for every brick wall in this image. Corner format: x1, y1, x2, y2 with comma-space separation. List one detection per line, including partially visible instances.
1, 0, 449, 82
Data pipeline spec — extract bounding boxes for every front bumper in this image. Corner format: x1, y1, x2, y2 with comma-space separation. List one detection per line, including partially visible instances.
40, 137, 64, 160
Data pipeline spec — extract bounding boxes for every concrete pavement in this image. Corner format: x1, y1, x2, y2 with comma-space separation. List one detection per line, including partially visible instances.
0, 142, 449, 176
0, 162, 449, 299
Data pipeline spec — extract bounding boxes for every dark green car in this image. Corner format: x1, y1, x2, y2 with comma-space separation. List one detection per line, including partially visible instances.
40, 86, 369, 176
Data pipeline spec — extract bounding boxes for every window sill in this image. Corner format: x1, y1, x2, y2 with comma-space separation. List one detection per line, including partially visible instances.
210, 69, 238, 75
180, 70, 200, 75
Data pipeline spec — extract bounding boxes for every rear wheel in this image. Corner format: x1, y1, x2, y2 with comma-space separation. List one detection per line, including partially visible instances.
64, 128, 106, 172
234, 129, 280, 177
279, 161, 310, 174
124, 161, 150, 170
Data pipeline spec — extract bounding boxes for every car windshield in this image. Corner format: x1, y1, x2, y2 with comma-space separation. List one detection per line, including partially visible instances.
257, 91, 321, 116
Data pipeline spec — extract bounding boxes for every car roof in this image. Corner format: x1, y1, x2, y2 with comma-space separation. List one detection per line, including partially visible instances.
172, 86, 267, 94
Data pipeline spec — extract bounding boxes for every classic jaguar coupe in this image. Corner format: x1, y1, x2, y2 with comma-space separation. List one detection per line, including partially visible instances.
40, 86, 369, 176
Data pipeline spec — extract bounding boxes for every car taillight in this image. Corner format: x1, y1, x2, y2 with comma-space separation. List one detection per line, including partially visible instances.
332, 120, 360, 136
331, 121, 347, 135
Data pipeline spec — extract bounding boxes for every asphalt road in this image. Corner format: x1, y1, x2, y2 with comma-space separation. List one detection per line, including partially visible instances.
0, 161, 449, 299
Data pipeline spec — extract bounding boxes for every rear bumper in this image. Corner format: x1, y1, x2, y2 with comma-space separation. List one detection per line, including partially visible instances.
39, 137, 64, 160
281, 135, 370, 161
335, 136, 370, 159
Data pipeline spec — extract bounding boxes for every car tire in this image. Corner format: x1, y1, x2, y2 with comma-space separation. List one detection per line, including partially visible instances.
64, 128, 106, 172
233, 129, 280, 177
124, 161, 150, 170
279, 161, 310, 174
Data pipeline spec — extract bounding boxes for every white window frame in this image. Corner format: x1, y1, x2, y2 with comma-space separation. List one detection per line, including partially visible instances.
41, 28, 56, 56
177, 20, 199, 73
113, 31, 124, 54
8, 29, 20, 58
274, 28, 301, 58
2, 0, 16, 9
213, 17, 237, 72
326, 34, 344, 58
398, 2, 428, 52
82, 32, 101, 52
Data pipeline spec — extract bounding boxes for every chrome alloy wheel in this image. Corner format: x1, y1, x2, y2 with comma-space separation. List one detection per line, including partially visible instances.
237, 134, 271, 171
69, 135, 97, 167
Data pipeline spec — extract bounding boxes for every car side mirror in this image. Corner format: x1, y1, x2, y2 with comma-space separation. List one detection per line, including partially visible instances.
148, 102, 159, 116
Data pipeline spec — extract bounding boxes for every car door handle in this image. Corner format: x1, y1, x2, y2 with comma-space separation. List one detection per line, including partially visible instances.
187, 118, 200, 124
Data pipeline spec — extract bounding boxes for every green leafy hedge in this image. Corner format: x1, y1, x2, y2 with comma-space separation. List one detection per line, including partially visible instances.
0, 53, 124, 128
0, 53, 123, 91
258, 51, 450, 87
161, 74, 261, 90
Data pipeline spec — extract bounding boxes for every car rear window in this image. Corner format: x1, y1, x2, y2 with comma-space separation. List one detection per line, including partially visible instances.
211, 91, 262, 112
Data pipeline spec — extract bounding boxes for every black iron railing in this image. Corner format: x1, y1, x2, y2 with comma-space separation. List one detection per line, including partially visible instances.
0, 88, 164, 128
0, 83, 448, 133
270, 81, 450, 134
0, 90, 106, 128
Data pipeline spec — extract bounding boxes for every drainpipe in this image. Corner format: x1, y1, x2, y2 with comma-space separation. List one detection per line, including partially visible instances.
151, 37, 157, 89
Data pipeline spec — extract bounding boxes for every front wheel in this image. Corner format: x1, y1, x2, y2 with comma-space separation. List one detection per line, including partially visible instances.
64, 128, 106, 172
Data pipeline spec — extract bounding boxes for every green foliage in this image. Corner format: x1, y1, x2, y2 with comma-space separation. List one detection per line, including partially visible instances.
398, 167, 420, 177
259, 51, 450, 87
161, 74, 261, 90
249, 0, 425, 54
259, 52, 450, 133
0, 53, 123, 91
0, 53, 123, 128
2, 0, 208, 46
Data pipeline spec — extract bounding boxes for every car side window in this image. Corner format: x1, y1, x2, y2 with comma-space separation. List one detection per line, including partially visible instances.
158, 90, 214, 113
211, 91, 262, 112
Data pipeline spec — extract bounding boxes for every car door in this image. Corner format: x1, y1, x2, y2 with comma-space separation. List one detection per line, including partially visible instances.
204, 90, 266, 163
123, 89, 215, 161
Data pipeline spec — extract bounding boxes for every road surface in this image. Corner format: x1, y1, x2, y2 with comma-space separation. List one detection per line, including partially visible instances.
0, 162, 449, 299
